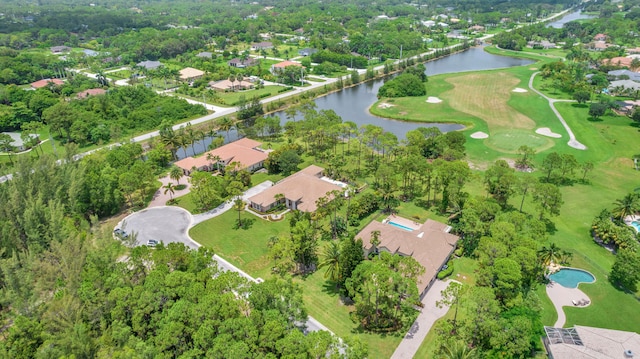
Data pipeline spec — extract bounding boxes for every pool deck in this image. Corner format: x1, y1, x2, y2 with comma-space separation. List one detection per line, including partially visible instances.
546, 281, 591, 328
384, 215, 421, 231
624, 214, 640, 231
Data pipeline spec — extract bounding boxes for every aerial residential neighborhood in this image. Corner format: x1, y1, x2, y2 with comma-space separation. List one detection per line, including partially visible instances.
0, 0, 639, 358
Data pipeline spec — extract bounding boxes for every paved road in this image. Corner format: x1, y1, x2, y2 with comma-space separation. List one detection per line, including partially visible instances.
528, 72, 587, 150
391, 280, 455, 359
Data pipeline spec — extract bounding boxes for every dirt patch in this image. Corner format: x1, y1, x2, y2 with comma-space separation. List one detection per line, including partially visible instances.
443, 72, 537, 131
529, 67, 538, 70
399, 111, 408, 115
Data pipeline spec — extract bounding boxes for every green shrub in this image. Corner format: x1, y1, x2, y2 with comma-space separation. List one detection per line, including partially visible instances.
436, 260, 454, 279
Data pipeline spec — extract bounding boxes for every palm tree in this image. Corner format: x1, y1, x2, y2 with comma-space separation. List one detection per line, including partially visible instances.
236, 74, 244, 90
234, 198, 245, 228
216, 116, 235, 141
441, 341, 477, 359
169, 166, 183, 185
228, 74, 236, 92
370, 230, 381, 256
319, 241, 341, 283
538, 243, 562, 266
612, 193, 640, 221
206, 153, 222, 172
163, 182, 176, 200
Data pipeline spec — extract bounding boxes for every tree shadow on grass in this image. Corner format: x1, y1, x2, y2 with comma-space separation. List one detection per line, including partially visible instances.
233, 217, 255, 230
571, 103, 588, 109
543, 218, 558, 235
587, 116, 603, 122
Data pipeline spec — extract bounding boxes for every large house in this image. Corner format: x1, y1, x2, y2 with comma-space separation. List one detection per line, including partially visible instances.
209, 79, 254, 92
1, 132, 37, 151
356, 217, 460, 298
76, 88, 107, 99
248, 165, 344, 213
50, 46, 71, 54
543, 325, 640, 359
251, 41, 273, 51
30, 78, 64, 89
179, 67, 205, 82
174, 138, 267, 175
228, 57, 259, 68
136, 60, 164, 71
270, 60, 304, 74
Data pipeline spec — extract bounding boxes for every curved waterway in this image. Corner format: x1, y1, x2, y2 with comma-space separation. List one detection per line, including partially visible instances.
268, 46, 534, 139
178, 46, 535, 158
546, 10, 595, 29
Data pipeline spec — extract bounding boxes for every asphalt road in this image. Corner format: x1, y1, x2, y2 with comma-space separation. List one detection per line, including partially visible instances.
117, 206, 197, 248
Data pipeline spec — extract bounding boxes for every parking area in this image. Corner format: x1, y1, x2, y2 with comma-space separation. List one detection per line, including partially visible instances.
117, 206, 198, 249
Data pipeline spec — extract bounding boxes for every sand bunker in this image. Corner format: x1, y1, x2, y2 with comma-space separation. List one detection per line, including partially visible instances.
426, 96, 443, 104
378, 103, 395, 109
536, 127, 562, 138
470, 131, 489, 139
512, 87, 528, 93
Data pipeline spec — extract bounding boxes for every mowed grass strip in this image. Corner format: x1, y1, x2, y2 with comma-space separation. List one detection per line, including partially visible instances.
189, 210, 284, 279
442, 72, 536, 131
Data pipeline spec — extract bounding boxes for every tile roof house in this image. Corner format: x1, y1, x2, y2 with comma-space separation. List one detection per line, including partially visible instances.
30, 78, 64, 89
603, 57, 634, 68
174, 138, 267, 175
248, 165, 344, 213
208, 79, 254, 92
227, 57, 259, 68
136, 60, 164, 70
50, 46, 71, 54
590, 41, 611, 51
594, 33, 607, 41
543, 325, 640, 359
76, 88, 107, 99
251, 41, 274, 51
356, 218, 459, 298
270, 60, 304, 74
179, 67, 205, 81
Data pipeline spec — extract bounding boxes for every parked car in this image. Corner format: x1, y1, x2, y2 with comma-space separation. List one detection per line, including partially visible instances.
113, 228, 129, 238
146, 239, 159, 247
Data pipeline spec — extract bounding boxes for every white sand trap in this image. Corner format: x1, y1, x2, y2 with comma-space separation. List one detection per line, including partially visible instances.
512, 87, 528, 93
536, 127, 562, 138
470, 131, 489, 139
378, 102, 395, 109
426, 96, 443, 103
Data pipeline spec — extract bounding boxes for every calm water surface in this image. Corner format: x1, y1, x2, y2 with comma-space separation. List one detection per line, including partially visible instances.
546, 10, 595, 29
179, 46, 535, 157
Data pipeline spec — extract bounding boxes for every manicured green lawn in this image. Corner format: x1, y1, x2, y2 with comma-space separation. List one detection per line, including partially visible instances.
214, 85, 290, 106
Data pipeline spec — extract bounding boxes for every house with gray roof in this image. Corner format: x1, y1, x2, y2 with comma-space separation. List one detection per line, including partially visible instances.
608, 70, 640, 82
609, 79, 640, 92
544, 325, 640, 359
136, 60, 164, 70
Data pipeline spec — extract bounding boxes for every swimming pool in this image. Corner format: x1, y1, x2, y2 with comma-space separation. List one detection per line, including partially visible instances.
630, 221, 640, 232
388, 221, 414, 231
549, 268, 595, 288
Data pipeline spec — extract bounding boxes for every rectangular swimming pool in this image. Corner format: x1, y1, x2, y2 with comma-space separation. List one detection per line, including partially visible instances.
388, 221, 414, 231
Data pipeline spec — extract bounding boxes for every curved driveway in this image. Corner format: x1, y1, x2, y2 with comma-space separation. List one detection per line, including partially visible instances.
528, 72, 587, 150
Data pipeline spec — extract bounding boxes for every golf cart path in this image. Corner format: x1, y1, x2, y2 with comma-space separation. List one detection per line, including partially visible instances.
528, 72, 587, 150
